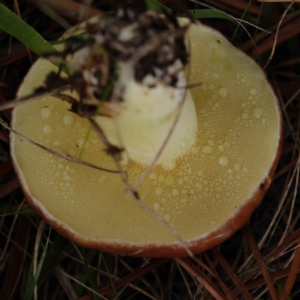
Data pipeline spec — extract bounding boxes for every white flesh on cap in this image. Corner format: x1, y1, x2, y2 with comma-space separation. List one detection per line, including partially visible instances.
11, 22, 281, 248
95, 61, 198, 166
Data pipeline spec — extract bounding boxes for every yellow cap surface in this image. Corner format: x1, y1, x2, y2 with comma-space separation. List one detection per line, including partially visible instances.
11, 22, 281, 254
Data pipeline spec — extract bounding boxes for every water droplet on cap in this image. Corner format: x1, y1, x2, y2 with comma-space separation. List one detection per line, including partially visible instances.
63, 115, 74, 126
219, 88, 228, 97
162, 160, 177, 171
77, 138, 89, 149
234, 163, 241, 171
218, 145, 225, 152
253, 108, 263, 118
40, 107, 52, 119
219, 156, 229, 166
155, 187, 163, 196
53, 140, 61, 147
164, 213, 171, 222
242, 113, 249, 120
43, 125, 52, 134
154, 202, 160, 212
202, 146, 212, 154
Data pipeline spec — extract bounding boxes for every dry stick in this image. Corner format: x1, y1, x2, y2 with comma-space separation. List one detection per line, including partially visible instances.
278, 142, 300, 246
31, 1, 72, 30
89, 118, 194, 257
265, 194, 293, 252
283, 86, 300, 109
0, 92, 11, 119
0, 199, 25, 262
211, 248, 254, 300
78, 0, 93, 22
61, 250, 158, 300
0, 215, 31, 299
190, 0, 271, 39
281, 243, 300, 259
118, 257, 161, 300
254, 286, 272, 300
238, 160, 299, 274
0, 160, 13, 179
240, 12, 297, 52
203, 252, 238, 300
0, 118, 119, 174
33, 220, 45, 300
0, 130, 9, 143
100, 258, 169, 297
213, 0, 261, 14
255, 18, 300, 58
176, 262, 194, 299
279, 240, 300, 300
0, 84, 70, 111
267, 105, 300, 247
27, 0, 100, 21
55, 267, 109, 300
192, 255, 215, 276
267, 229, 300, 261
175, 257, 225, 300
230, 267, 296, 298
263, 0, 296, 69
78, 259, 169, 300
245, 268, 293, 293
0, 50, 28, 68
277, 82, 300, 152
0, 177, 20, 199
282, 243, 300, 268
54, 265, 78, 300
274, 157, 298, 180
243, 225, 279, 300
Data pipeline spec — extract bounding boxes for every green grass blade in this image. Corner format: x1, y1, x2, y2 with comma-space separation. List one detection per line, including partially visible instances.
0, 3, 57, 56
24, 237, 49, 300
0, 206, 37, 217
100, 252, 119, 300
145, 0, 170, 12
231, 0, 253, 41
40, 235, 69, 277
75, 273, 89, 297
191, 9, 233, 21
82, 249, 102, 300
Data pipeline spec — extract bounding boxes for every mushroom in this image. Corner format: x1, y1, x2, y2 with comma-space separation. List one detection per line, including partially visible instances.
10, 16, 282, 257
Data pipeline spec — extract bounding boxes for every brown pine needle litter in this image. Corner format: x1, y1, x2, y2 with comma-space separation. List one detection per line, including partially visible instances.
1, 0, 300, 299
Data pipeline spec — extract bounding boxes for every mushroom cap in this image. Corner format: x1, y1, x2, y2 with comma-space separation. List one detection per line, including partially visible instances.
10, 21, 282, 257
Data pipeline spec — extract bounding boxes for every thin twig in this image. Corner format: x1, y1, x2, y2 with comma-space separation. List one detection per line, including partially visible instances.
0, 84, 70, 111
263, 0, 296, 69
175, 257, 225, 300
278, 154, 299, 245
243, 225, 279, 300
0, 118, 119, 174
33, 220, 45, 300
88, 118, 193, 257
211, 248, 254, 300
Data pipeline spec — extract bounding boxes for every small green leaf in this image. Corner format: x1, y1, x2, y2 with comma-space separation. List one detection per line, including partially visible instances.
0, 3, 57, 56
